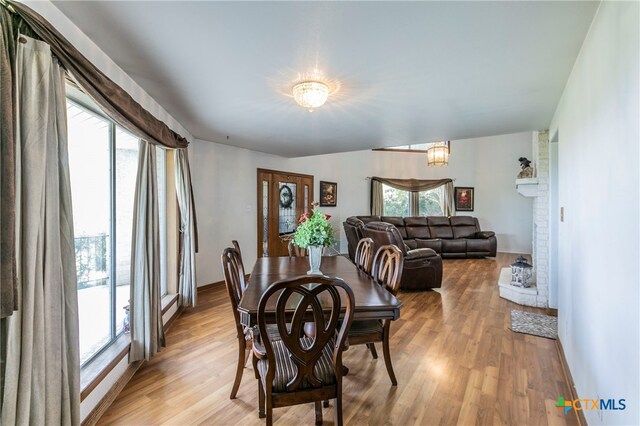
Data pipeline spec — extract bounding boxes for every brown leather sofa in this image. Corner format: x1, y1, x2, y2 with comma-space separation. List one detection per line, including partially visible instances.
344, 215, 497, 259
343, 216, 442, 290
359, 221, 443, 290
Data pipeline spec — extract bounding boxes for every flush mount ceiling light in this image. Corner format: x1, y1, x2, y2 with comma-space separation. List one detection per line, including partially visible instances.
292, 81, 329, 112
426, 141, 450, 166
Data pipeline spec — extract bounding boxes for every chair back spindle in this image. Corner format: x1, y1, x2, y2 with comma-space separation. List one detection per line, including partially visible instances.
221, 248, 248, 333
371, 244, 403, 296
354, 237, 374, 274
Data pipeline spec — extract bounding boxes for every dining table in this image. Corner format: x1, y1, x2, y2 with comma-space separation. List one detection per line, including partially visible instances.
237, 255, 402, 328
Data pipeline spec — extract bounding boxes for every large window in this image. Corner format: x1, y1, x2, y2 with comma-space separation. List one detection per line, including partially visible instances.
418, 186, 444, 216
383, 184, 443, 217
68, 97, 167, 365
382, 184, 410, 216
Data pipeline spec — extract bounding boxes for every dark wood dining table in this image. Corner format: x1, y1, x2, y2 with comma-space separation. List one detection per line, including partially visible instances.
238, 255, 402, 328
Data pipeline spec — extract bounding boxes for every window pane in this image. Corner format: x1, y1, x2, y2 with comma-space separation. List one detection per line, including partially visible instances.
115, 128, 139, 334
67, 102, 112, 364
278, 182, 297, 235
262, 181, 268, 257
419, 187, 444, 216
157, 147, 167, 297
382, 184, 410, 216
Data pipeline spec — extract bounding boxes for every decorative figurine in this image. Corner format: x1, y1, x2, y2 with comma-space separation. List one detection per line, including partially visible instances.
517, 157, 534, 179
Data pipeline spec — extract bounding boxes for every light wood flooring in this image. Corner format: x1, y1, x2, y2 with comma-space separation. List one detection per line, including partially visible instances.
97, 253, 577, 425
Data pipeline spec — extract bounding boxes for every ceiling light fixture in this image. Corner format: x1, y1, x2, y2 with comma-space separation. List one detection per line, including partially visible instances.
426, 141, 450, 166
292, 81, 329, 112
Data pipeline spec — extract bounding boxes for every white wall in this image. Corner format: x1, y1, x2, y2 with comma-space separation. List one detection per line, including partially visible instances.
288, 132, 534, 255
549, 2, 639, 424
190, 140, 286, 286
191, 132, 533, 285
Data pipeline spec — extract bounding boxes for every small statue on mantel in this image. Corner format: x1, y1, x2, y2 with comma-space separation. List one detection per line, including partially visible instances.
517, 157, 534, 179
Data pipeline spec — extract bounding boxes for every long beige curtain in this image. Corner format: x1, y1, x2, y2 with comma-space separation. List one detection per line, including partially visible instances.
442, 181, 455, 216
175, 149, 197, 307
370, 179, 384, 215
2, 35, 80, 425
0, 6, 18, 319
129, 141, 165, 362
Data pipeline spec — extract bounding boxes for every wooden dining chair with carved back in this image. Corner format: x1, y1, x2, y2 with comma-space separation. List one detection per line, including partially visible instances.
287, 239, 307, 257
347, 244, 403, 385
251, 275, 355, 426
221, 247, 252, 399
232, 240, 243, 264
354, 237, 374, 274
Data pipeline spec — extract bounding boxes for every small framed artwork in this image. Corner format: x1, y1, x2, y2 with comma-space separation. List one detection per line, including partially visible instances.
454, 187, 474, 211
319, 181, 337, 207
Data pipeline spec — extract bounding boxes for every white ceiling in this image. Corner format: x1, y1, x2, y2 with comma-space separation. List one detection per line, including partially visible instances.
53, 1, 599, 157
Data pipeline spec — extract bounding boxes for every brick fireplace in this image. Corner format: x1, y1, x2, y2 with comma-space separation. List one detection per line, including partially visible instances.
499, 130, 550, 308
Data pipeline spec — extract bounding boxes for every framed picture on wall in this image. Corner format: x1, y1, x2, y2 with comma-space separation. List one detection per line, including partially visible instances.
454, 187, 474, 211
319, 181, 337, 207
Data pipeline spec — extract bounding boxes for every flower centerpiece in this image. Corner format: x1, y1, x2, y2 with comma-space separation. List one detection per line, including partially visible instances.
293, 202, 335, 275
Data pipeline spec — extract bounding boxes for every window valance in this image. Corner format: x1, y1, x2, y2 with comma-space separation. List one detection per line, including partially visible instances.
370, 177, 454, 216
370, 177, 453, 192
8, 1, 189, 149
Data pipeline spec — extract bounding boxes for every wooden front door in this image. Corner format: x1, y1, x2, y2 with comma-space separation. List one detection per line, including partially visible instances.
257, 169, 314, 257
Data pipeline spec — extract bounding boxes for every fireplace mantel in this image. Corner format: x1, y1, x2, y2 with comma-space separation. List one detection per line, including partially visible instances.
516, 178, 539, 197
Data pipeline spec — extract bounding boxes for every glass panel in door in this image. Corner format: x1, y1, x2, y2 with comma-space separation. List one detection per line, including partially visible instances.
278, 182, 297, 235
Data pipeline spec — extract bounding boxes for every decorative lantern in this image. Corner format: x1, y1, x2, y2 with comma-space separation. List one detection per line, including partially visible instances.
510, 256, 533, 288
426, 141, 450, 166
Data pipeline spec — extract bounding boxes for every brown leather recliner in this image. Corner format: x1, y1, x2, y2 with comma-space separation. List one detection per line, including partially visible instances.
343, 216, 365, 262
361, 221, 443, 290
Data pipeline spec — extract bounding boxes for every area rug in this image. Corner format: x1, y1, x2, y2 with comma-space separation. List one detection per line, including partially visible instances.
510, 310, 558, 339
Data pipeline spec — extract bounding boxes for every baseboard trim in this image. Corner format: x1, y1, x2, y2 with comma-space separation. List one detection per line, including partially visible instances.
164, 305, 184, 332
81, 360, 143, 426
197, 280, 224, 292
197, 275, 248, 293
555, 338, 587, 426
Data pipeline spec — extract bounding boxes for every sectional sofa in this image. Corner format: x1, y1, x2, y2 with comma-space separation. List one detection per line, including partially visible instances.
344, 215, 497, 260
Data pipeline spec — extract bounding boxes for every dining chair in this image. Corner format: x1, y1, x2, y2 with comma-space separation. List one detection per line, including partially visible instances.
251, 275, 355, 426
221, 247, 252, 399
232, 240, 243, 263
354, 237, 374, 274
287, 239, 307, 257
347, 244, 403, 385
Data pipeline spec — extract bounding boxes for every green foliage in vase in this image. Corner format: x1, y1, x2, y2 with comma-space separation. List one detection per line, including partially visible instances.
293, 206, 335, 248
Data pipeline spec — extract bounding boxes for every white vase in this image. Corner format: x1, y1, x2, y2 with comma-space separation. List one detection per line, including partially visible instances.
307, 245, 323, 275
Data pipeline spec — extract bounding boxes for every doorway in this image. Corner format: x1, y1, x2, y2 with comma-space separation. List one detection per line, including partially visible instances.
257, 169, 314, 257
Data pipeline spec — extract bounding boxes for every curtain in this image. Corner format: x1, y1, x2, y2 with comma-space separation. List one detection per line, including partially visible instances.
9, 1, 188, 149
410, 192, 420, 216
129, 141, 165, 362
371, 176, 453, 192
0, 7, 17, 319
175, 149, 197, 307
370, 179, 384, 215
371, 177, 454, 216
443, 181, 455, 216
2, 35, 80, 425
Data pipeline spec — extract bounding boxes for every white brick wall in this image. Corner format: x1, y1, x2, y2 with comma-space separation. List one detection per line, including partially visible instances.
533, 130, 550, 308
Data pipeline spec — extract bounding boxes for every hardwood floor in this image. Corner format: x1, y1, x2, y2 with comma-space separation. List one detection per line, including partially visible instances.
97, 253, 577, 425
